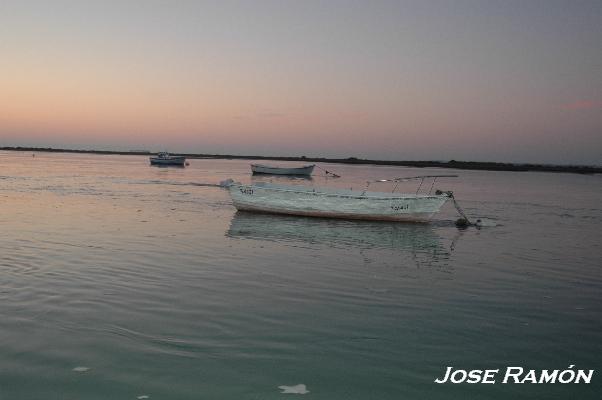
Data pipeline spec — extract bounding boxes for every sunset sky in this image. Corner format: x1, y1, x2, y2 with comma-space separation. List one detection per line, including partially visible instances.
1, 0, 601, 164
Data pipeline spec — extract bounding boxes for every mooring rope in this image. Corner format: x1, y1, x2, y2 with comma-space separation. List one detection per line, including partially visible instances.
437, 190, 477, 227
314, 165, 341, 178
450, 193, 471, 224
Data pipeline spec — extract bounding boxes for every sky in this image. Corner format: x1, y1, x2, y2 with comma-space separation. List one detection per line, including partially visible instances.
1, 0, 601, 164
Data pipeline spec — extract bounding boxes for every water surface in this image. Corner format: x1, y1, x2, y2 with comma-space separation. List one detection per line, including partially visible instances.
0, 151, 600, 399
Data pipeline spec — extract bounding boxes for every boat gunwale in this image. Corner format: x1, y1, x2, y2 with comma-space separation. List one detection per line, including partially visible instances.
230, 183, 448, 201
150, 156, 186, 160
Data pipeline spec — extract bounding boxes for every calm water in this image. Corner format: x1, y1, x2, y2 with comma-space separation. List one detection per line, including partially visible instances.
0, 151, 600, 399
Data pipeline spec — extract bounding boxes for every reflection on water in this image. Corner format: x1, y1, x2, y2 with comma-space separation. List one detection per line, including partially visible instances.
227, 211, 452, 267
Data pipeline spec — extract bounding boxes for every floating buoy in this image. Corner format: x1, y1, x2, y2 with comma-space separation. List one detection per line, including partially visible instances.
455, 218, 469, 228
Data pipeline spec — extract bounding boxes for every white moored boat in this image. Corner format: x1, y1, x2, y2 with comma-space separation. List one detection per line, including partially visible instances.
150, 152, 186, 166
228, 176, 457, 222
251, 163, 315, 176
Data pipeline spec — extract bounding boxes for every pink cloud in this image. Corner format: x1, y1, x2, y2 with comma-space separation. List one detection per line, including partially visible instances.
562, 100, 602, 110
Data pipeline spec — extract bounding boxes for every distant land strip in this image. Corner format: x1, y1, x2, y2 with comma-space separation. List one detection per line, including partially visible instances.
2, 146, 600, 174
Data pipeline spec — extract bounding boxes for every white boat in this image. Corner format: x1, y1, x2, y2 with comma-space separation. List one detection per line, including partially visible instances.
228, 176, 456, 222
150, 152, 186, 166
251, 163, 315, 176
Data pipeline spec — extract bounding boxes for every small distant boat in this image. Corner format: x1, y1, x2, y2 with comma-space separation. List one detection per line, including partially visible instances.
251, 163, 315, 176
150, 152, 186, 166
228, 175, 457, 222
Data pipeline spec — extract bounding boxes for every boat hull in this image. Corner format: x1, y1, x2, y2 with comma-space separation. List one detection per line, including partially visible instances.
150, 156, 186, 166
251, 164, 315, 176
229, 183, 449, 222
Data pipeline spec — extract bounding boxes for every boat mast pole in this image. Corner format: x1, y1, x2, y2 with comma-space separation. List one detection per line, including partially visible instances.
428, 177, 437, 195
415, 178, 425, 194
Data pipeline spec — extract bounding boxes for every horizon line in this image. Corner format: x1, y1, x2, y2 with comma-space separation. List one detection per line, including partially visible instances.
1, 146, 600, 174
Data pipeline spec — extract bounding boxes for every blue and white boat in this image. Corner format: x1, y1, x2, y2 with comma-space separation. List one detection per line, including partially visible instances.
150, 152, 186, 166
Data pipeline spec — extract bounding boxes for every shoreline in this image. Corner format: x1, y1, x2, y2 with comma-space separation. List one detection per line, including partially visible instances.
2, 146, 600, 174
